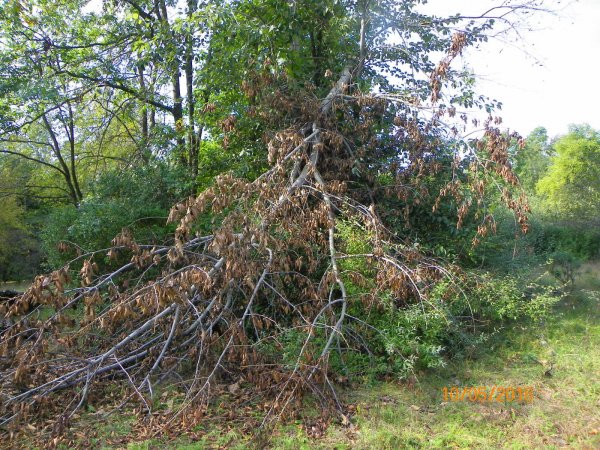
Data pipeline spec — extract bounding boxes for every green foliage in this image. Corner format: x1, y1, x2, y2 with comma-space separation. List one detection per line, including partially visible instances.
313, 270, 561, 383
313, 210, 564, 382
471, 206, 600, 282
537, 124, 600, 220
545, 250, 580, 288
336, 218, 375, 280
41, 163, 187, 268
0, 195, 29, 281
278, 218, 563, 382
195, 139, 266, 189
456, 274, 561, 323
0, 195, 23, 237
513, 127, 553, 194
533, 222, 600, 260
366, 297, 448, 374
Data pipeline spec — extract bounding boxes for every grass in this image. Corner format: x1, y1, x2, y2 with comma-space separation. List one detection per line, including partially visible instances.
0, 280, 32, 292
118, 266, 600, 449
287, 266, 599, 450
328, 298, 600, 449
6, 265, 600, 449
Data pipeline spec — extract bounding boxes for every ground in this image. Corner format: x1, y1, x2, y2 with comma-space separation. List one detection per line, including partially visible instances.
5, 264, 600, 449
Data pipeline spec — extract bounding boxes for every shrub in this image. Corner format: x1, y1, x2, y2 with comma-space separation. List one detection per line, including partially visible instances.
281, 218, 565, 382
40, 163, 187, 269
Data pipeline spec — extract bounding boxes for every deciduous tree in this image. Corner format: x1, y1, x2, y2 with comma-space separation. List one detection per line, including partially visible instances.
537, 124, 600, 221
0, 0, 550, 432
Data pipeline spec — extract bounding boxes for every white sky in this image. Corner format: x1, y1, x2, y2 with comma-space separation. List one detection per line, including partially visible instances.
422, 0, 600, 139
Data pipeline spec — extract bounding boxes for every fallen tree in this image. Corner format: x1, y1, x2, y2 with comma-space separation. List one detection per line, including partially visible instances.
0, 0, 545, 435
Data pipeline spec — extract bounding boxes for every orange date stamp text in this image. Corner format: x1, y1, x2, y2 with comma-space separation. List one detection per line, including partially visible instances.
442, 386, 534, 403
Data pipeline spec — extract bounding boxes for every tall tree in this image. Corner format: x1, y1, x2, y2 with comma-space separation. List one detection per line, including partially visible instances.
0, 0, 102, 205
42, 0, 212, 175
537, 124, 600, 221
514, 126, 553, 194
0, 0, 551, 429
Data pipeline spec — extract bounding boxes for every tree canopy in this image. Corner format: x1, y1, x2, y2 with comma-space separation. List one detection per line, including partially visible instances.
514, 126, 552, 194
537, 124, 600, 221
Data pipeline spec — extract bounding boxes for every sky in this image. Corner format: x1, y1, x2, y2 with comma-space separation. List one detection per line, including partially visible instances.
421, 0, 600, 139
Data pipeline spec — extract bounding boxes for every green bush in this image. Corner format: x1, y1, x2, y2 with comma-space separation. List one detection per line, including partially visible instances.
533, 222, 600, 260
473, 208, 600, 275
358, 273, 560, 379
41, 162, 187, 269
266, 218, 565, 382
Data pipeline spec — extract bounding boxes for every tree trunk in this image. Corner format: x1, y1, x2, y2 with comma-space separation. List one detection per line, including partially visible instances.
66, 102, 83, 201
137, 64, 150, 163
185, 0, 198, 178
156, 0, 186, 164
42, 115, 82, 206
